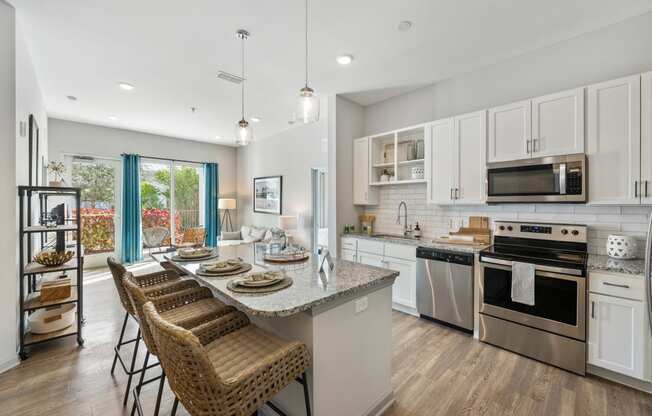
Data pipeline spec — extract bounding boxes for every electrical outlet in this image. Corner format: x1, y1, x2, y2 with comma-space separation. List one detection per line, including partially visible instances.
355, 296, 368, 314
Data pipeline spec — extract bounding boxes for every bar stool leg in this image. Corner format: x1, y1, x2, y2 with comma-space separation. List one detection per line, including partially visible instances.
300, 372, 311, 416
171, 397, 179, 416
123, 329, 141, 407
131, 351, 150, 416
152, 372, 165, 416
111, 312, 129, 374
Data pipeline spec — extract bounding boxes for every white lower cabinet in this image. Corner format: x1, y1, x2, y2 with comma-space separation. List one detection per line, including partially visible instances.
341, 249, 357, 262
357, 252, 385, 268
587, 271, 651, 382
383, 256, 417, 311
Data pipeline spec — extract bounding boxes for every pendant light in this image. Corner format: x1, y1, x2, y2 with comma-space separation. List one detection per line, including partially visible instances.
235, 29, 253, 145
296, 0, 319, 123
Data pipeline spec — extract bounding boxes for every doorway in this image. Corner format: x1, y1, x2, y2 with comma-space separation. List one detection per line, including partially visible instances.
311, 168, 328, 254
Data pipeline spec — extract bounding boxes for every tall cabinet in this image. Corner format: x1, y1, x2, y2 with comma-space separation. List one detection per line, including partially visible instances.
586, 75, 641, 205
353, 137, 378, 205
427, 110, 486, 205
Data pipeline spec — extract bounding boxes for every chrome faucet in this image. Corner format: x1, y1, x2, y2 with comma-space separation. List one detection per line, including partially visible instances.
396, 201, 411, 236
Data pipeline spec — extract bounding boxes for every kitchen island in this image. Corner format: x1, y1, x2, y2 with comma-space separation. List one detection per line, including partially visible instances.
155, 243, 399, 416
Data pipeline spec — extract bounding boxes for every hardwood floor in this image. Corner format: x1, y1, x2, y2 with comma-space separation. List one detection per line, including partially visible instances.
1, 263, 651, 416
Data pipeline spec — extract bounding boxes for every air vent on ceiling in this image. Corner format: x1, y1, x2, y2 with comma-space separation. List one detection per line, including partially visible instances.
217, 71, 244, 84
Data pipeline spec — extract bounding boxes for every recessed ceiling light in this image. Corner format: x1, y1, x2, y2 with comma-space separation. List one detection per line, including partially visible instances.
118, 82, 135, 91
398, 21, 412, 31
108, 115, 118, 121
66, 95, 77, 101
251, 117, 261, 123
336, 55, 353, 65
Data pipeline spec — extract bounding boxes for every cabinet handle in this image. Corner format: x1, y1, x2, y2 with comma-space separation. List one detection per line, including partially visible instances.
635, 181, 638, 197
455, 188, 460, 199
603, 281, 630, 289
450, 188, 453, 200
646, 180, 649, 198
591, 301, 595, 319
526, 139, 531, 154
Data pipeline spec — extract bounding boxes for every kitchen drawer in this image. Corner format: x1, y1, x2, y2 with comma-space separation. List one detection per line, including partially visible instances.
341, 237, 357, 251
357, 238, 384, 255
384, 243, 416, 261
589, 271, 645, 301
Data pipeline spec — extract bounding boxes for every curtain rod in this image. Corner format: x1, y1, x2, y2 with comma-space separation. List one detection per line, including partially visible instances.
121, 153, 212, 165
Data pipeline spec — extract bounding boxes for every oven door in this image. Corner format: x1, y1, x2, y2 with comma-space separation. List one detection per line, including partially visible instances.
479, 258, 585, 341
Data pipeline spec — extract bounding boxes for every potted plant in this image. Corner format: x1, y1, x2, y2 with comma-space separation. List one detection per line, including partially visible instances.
47, 161, 66, 187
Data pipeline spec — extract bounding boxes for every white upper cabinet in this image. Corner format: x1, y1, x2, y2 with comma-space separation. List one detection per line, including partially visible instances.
353, 137, 378, 205
587, 75, 641, 205
454, 110, 487, 204
427, 118, 455, 204
531, 88, 585, 157
641, 71, 652, 205
487, 100, 531, 163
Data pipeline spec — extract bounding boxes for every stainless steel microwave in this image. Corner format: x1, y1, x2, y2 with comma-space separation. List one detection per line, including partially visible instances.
486, 154, 586, 203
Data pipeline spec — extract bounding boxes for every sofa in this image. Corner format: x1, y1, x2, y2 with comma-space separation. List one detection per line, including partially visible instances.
219, 225, 286, 246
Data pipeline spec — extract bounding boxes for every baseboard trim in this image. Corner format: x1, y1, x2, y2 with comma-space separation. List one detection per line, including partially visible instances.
365, 389, 395, 416
0, 355, 19, 375
587, 364, 652, 394
392, 303, 418, 317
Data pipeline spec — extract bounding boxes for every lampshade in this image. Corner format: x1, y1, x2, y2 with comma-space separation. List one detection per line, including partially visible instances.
278, 215, 297, 230
235, 119, 253, 146
296, 87, 319, 124
218, 198, 236, 210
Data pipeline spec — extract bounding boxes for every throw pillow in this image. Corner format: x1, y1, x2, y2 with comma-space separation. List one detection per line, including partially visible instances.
249, 227, 267, 241
221, 231, 242, 241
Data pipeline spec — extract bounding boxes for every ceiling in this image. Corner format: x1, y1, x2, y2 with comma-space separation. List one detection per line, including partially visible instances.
12, 0, 652, 146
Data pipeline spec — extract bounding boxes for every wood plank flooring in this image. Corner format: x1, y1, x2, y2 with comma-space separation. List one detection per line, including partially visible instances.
0, 263, 651, 416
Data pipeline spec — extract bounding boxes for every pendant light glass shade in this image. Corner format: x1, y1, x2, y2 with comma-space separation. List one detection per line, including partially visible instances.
297, 86, 319, 124
296, 0, 319, 124
235, 119, 253, 146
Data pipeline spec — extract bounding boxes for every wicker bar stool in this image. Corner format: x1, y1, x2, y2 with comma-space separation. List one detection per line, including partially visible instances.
107, 257, 197, 406
124, 273, 242, 416
143, 301, 313, 416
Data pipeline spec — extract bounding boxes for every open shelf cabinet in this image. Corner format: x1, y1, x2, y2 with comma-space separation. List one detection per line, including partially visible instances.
368, 125, 427, 185
18, 186, 84, 360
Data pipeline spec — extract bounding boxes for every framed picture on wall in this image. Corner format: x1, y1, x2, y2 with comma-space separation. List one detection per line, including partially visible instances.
253, 176, 282, 215
28, 114, 40, 186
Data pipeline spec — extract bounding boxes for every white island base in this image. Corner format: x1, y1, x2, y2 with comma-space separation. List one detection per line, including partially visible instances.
254, 283, 395, 416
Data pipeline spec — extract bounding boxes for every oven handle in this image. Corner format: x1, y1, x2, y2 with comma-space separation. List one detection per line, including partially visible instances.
480, 256, 583, 277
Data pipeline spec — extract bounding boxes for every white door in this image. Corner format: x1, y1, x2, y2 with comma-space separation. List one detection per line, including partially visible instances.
588, 293, 647, 380
341, 249, 357, 262
487, 100, 531, 162
587, 75, 641, 205
641, 71, 652, 205
353, 137, 376, 205
454, 110, 486, 204
531, 87, 585, 157
384, 257, 416, 310
427, 118, 455, 204
357, 252, 385, 268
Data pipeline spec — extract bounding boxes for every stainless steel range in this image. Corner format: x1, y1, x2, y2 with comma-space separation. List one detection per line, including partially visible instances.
479, 221, 588, 375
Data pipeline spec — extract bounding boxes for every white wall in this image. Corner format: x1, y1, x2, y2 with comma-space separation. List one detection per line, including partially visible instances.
0, 0, 17, 373
48, 118, 237, 197
236, 112, 328, 248
358, 11, 652, 255
330, 96, 364, 254
365, 11, 652, 135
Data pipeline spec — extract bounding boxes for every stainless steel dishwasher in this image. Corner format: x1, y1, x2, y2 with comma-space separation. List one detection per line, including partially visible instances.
416, 247, 474, 332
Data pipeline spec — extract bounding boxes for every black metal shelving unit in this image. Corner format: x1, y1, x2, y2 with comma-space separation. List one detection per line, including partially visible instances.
18, 185, 84, 360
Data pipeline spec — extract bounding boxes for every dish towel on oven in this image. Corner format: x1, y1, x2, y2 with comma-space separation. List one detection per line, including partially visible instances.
511, 261, 535, 306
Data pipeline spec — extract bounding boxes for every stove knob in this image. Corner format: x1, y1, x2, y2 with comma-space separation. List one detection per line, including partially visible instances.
499, 225, 505, 231
507, 226, 513, 231
561, 229, 568, 235
571, 229, 579, 236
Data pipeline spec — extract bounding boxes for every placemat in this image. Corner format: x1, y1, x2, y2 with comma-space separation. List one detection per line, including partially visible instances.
167, 251, 219, 262
263, 254, 310, 264
195, 263, 252, 277
226, 276, 293, 294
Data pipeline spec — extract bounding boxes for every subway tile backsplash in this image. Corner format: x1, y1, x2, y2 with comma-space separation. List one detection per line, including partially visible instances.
363, 184, 652, 257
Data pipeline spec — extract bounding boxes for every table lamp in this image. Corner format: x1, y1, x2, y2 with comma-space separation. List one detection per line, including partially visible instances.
218, 198, 236, 232
278, 215, 297, 248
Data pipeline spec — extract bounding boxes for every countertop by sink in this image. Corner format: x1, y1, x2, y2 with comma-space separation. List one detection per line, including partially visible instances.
341, 233, 488, 253
587, 254, 645, 277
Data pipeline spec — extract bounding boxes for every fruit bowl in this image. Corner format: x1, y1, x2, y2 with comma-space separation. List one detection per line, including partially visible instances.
34, 250, 74, 267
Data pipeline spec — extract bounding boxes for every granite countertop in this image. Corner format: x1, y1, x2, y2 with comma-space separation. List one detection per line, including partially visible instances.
342, 233, 489, 253
587, 254, 645, 277
164, 245, 398, 318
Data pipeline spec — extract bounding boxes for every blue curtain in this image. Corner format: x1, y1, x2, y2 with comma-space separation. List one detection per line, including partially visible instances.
121, 154, 142, 263
204, 163, 220, 247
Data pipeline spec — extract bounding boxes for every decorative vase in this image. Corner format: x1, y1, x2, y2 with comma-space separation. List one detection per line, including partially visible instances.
606, 235, 637, 259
